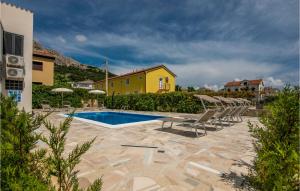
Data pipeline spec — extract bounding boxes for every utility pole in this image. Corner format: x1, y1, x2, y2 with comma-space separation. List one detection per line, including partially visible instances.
105, 59, 108, 96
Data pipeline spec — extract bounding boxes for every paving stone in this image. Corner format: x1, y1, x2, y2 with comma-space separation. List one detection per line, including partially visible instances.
39, 111, 259, 191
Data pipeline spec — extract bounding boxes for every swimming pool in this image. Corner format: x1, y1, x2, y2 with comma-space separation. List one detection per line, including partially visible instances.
67, 112, 165, 128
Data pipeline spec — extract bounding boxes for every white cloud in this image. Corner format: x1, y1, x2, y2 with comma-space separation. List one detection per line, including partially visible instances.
57, 36, 66, 43
204, 84, 221, 91
75, 34, 87, 42
168, 59, 282, 87
264, 77, 284, 87
37, 31, 296, 87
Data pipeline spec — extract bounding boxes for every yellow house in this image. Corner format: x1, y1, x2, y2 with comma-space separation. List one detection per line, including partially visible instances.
95, 65, 176, 95
32, 50, 55, 86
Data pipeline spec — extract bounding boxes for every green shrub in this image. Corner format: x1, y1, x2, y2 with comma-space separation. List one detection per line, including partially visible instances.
42, 114, 102, 191
1, 95, 103, 191
248, 86, 299, 190
104, 92, 204, 113
177, 97, 202, 113
32, 84, 104, 108
135, 94, 155, 111
1, 96, 50, 190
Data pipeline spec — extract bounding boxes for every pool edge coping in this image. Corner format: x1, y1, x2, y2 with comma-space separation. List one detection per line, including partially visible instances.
57, 111, 164, 129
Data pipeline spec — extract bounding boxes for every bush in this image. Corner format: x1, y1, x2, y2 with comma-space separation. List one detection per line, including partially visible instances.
1, 95, 103, 191
32, 84, 104, 108
104, 92, 204, 113
248, 86, 299, 190
1, 95, 50, 190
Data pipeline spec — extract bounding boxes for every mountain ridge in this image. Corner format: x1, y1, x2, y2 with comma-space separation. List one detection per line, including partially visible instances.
33, 40, 115, 82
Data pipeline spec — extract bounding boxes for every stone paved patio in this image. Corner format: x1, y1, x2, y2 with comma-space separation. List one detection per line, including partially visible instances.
39, 110, 258, 191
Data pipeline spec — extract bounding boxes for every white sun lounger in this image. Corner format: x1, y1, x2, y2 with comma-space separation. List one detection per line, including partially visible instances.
161, 109, 217, 137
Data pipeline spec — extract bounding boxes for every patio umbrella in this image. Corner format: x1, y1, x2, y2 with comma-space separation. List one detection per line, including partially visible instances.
194, 94, 221, 111
88, 90, 106, 95
89, 90, 106, 106
51, 88, 73, 107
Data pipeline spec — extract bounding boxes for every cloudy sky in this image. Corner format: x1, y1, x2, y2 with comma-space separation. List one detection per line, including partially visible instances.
6, 0, 299, 88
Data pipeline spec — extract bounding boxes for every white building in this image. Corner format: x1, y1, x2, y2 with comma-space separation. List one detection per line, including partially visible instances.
71, 80, 95, 90
0, 3, 33, 111
224, 79, 264, 95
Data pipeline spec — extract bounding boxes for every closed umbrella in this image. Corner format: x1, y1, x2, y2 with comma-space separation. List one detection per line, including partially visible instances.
51, 88, 73, 108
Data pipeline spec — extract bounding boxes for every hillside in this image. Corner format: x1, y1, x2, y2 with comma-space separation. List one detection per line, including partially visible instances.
33, 41, 115, 83
55, 65, 115, 82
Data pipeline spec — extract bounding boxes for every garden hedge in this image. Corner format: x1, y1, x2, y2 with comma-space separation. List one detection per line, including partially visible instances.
33, 84, 256, 113
32, 85, 104, 108
104, 92, 204, 113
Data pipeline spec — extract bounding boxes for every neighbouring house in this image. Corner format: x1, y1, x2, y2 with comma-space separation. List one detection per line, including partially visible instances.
32, 49, 55, 86
224, 79, 264, 95
263, 86, 280, 96
71, 80, 94, 89
95, 65, 176, 95
0, 2, 33, 111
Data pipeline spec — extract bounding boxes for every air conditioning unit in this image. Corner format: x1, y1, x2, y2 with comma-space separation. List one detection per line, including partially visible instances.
6, 67, 24, 79
5, 54, 24, 67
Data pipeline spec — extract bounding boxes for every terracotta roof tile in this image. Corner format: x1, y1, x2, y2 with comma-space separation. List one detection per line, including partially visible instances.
33, 50, 55, 59
249, 79, 263, 85
225, 81, 241, 87
225, 79, 263, 87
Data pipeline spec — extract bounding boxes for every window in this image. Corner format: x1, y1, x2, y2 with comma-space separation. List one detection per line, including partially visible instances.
126, 79, 129, 85
235, 88, 238, 91
33, 61, 43, 71
111, 82, 114, 87
5, 80, 23, 90
165, 77, 169, 83
159, 78, 163, 89
252, 87, 256, 91
4, 32, 24, 56
33, 82, 43, 85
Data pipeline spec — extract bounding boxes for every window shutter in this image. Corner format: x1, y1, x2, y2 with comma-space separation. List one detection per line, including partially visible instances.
15, 35, 23, 56
4, 32, 13, 55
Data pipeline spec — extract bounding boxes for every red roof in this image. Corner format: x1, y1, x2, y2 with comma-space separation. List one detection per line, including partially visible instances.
249, 79, 263, 85
33, 50, 55, 59
225, 79, 263, 87
225, 81, 241, 87
97, 65, 176, 82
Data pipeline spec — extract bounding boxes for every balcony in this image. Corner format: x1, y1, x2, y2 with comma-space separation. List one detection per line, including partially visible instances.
159, 83, 170, 91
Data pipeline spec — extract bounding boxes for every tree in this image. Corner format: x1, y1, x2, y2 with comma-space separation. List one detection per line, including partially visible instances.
1, 96, 103, 191
187, 86, 195, 92
175, 85, 182, 91
42, 114, 102, 191
54, 73, 71, 87
248, 86, 299, 190
1, 96, 50, 190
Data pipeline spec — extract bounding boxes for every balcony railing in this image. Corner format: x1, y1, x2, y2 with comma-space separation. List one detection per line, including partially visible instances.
159, 83, 170, 91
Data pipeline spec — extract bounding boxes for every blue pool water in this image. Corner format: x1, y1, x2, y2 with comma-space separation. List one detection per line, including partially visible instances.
71, 112, 164, 125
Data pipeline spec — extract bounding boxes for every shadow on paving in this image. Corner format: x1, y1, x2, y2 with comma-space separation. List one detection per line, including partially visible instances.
155, 127, 206, 138
178, 123, 224, 132
220, 159, 254, 191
